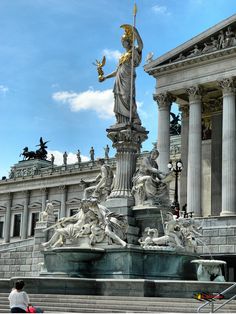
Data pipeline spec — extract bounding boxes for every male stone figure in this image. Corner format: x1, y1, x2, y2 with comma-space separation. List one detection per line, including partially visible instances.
77, 149, 81, 164
104, 144, 110, 159
50, 154, 55, 167
39, 200, 54, 222
82, 158, 113, 201
63, 151, 68, 165
42, 200, 93, 248
90, 146, 95, 162
42, 199, 127, 248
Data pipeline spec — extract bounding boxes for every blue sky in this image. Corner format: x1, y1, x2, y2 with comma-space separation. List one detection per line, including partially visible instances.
0, 0, 235, 176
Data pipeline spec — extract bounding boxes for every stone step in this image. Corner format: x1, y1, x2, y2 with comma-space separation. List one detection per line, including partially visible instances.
2, 293, 236, 313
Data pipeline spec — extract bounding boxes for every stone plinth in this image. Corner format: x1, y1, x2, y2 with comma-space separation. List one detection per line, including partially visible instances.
32, 219, 55, 276
11, 159, 51, 178
132, 205, 165, 236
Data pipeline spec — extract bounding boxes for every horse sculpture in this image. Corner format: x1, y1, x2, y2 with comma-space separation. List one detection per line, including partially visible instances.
20, 147, 37, 160
20, 137, 49, 161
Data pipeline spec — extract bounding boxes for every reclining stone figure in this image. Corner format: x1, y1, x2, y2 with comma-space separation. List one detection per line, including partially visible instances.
42, 199, 127, 248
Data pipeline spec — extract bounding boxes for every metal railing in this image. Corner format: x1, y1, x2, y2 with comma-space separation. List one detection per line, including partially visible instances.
197, 282, 236, 313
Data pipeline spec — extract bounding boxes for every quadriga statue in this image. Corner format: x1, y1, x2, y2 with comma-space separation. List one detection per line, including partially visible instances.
42, 199, 127, 249
132, 149, 172, 206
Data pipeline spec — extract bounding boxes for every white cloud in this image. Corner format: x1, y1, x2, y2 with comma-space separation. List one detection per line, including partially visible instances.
102, 49, 121, 62
0, 85, 9, 94
152, 5, 171, 16
137, 101, 148, 120
52, 88, 114, 119
47, 150, 89, 166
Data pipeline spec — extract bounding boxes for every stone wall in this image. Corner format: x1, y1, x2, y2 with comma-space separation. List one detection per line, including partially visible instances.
0, 239, 34, 278
196, 216, 236, 255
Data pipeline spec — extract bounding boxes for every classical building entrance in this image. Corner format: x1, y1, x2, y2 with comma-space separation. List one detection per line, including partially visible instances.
145, 14, 236, 218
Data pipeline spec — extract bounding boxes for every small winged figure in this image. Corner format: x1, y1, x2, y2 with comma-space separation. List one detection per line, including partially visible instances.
145, 52, 154, 63
37, 137, 49, 149
93, 56, 106, 82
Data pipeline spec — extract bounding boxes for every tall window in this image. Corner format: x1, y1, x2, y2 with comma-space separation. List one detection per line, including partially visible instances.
70, 208, 78, 216
31, 212, 39, 236
0, 221, 3, 238
13, 214, 21, 237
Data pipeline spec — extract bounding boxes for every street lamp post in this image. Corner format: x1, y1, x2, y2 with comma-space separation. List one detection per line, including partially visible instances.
168, 160, 183, 218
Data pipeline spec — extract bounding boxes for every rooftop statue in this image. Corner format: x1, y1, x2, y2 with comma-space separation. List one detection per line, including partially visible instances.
42, 199, 127, 248
97, 24, 143, 125
36, 137, 49, 160
20, 137, 49, 161
170, 112, 181, 135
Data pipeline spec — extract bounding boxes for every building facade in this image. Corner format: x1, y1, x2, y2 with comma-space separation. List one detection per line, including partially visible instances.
144, 14, 236, 280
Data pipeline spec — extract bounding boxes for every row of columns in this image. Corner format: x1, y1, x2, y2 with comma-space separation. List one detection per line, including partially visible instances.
3, 185, 68, 243
155, 78, 236, 216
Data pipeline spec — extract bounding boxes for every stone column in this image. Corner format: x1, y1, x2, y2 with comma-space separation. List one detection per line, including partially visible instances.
186, 86, 202, 216
154, 93, 173, 172
179, 104, 189, 208
106, 123, 148, 207
21, 190, 30, 239
4, 193, 13, 243
218, 78, 236, 216
41, 188, 48, 212
59, 185, 67, 218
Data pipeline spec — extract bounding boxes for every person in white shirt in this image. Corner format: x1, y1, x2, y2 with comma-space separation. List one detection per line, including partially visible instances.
8, 280, 29, 313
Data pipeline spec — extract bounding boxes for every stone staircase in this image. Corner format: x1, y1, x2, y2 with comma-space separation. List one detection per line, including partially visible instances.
1, 293, 236, 313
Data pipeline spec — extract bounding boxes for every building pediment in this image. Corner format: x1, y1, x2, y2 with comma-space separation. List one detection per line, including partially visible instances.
145, 14, 236, 73
66, 198, 81, 206
28, 201, 42, 209
51, 200, 61, 207
11, 204, 24, 210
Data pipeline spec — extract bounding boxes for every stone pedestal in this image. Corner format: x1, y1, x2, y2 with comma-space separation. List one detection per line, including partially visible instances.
106, 123, 148, 244
132, 205, 165, 236
106, 123, 148, 204
105, 123, 148, 244
32, 218, 55, 276
11, 159, 51, 178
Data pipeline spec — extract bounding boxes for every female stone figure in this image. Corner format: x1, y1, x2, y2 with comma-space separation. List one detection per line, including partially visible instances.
132, 149, 169, 206
99, 24, 143, 125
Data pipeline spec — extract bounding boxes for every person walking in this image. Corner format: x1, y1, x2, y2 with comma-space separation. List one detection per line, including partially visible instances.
8, 280, 29, 313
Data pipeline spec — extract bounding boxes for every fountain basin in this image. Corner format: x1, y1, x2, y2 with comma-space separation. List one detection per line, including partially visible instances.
42, 247, 105, 277
41, 246, 198, 279
191, 259, 226, 282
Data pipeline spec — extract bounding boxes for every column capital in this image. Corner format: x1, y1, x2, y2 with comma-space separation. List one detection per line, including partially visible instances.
217, 77, 235, 95
6, 192, 13, 201
58, 185, 67, 191
23, 190, 30, 198
186, 86, 202, 102
40, 187, 48, 193
154, 92, 175, 110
